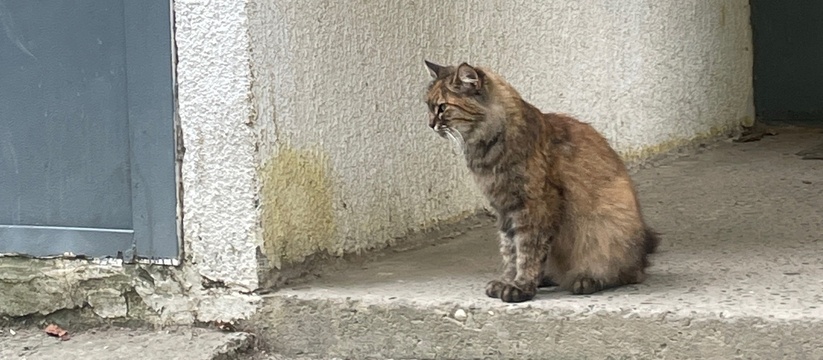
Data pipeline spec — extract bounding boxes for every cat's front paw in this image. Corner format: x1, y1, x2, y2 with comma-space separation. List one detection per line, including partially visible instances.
485, 280, 507, 298
501, 283, 536, 303
493, 283, 536, 303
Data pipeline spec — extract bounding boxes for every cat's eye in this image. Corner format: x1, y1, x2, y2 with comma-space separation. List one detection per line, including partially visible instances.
437, 103, 447, 114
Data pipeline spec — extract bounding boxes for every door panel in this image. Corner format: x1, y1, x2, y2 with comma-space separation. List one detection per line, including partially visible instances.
0, 0, 177, 259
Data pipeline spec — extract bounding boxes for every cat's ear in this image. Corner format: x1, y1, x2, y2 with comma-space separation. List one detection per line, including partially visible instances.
424, 60, 447, 79
453, 63, 482, 93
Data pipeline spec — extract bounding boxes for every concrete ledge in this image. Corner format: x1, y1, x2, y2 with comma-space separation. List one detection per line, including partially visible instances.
0, 327, 255, 360
0, 256, 259, 327
251, 129, 823, 359
259, 297, 822, 359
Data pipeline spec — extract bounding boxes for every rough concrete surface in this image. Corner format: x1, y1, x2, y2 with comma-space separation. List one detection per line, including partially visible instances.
253, 130, 823, 359
0, 327, 254, 360
0, 256, 261, 326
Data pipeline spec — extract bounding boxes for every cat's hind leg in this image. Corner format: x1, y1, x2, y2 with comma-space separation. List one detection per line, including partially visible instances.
564, 217, 647, 295
570, 276, 607, 295
570, 269, 645, 295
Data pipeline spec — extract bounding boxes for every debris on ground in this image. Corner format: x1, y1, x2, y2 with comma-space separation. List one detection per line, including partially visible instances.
733, 125, 778, 142
214, 320, 237, 332
44, 324, 70, 341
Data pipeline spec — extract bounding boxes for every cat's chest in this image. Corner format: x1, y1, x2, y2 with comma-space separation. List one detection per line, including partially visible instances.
471, 170, 523, 213
471, 171, 509, 195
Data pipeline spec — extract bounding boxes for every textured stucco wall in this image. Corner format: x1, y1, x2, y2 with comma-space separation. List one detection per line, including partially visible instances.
172, 0, 261, 317
175, 0, 259, 291
246, 0, 484, 270
247, 0, 753, 268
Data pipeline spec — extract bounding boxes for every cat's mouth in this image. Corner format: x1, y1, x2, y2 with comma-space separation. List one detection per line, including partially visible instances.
433, 123, 450, 138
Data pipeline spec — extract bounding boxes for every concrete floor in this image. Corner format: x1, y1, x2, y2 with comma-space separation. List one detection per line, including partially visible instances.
0, 327, 254, 360
254, 129, 823, 359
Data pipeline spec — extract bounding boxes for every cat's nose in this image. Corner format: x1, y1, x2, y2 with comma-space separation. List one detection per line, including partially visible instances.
428, 114, 437, 129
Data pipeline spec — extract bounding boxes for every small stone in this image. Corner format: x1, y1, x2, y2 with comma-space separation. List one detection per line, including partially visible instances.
9, 329, 16, 335
453, 309, 467, 321
488, 311, 494, 316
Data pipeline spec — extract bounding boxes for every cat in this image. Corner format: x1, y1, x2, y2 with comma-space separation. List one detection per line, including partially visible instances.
423, 60, 660, 303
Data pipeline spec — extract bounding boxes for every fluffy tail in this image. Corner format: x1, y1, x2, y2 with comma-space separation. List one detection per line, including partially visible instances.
643, 227, 661, 254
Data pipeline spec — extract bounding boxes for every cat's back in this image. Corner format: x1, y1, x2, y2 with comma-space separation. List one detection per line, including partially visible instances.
540, 112, 635, 205
541, 112, 624, 168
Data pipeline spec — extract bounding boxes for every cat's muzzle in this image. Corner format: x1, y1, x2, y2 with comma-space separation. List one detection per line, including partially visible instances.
432, 123, 449, 138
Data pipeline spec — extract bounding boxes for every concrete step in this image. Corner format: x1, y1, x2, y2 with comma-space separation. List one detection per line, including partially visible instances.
251, 130, 823, 359
0, 327, 255, 360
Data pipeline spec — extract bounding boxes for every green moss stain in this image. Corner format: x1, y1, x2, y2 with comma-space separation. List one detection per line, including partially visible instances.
740, 115, 754, 127
260, 145, 336, 268
619, 123, 738, 163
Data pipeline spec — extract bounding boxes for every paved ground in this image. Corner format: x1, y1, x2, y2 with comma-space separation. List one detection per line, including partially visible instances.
0, 326, 254, 360
253, 128, 823, 359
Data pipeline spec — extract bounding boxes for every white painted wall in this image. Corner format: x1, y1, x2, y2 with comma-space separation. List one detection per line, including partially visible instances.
244, 0, 753, 268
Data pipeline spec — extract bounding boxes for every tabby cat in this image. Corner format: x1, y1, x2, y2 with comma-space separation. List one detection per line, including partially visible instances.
423, 60, 660, 303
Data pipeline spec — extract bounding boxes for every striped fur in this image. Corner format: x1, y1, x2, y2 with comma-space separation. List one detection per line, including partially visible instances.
424, 61, 660, 303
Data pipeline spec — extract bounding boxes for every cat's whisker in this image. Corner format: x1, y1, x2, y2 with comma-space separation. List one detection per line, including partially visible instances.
453, 129, 466, 153
445, 128, 465, 155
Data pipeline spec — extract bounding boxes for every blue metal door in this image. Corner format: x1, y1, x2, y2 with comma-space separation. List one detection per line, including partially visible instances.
0, 0, 178, 260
